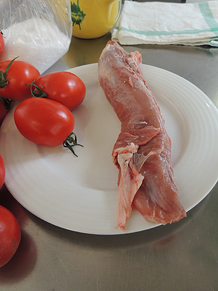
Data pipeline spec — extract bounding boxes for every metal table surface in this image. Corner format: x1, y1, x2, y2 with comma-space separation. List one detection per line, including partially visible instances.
1, 23, 218, 291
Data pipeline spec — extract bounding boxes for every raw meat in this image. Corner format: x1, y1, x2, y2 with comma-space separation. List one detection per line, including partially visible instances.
98, 40, 186, 230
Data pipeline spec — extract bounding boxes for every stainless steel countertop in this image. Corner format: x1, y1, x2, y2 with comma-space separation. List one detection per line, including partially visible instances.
1, 30, 218, 291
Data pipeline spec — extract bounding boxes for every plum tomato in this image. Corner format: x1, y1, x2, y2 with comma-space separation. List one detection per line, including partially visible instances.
14, 97, 75, 147
33, 71, 86, 111
0, 31, 4, 55
0, 58, 40, 100
0, 205, 21, 267
0, 155, 5, 189
0, 98, 8, 125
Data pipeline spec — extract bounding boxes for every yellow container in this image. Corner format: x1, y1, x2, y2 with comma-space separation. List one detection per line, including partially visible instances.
71, 0, 121, 39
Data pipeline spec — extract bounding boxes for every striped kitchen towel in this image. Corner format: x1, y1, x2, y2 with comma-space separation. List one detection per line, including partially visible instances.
112, 1, 218, 46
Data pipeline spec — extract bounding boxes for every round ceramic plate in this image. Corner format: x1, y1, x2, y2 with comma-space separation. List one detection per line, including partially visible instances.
1, 63, 218, 235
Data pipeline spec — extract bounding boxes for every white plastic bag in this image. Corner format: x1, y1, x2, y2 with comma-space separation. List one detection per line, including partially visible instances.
0, 0, 72, 74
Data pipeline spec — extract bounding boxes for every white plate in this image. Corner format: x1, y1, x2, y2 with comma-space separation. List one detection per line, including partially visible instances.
1, 63, 218, 235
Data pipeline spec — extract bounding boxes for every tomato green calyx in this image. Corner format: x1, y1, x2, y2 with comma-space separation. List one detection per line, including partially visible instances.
0, 57, 19, 89
63, 132, 83, 157
0, 70, 8, 88
28, 82, 47, 98
0, 96, 13, 111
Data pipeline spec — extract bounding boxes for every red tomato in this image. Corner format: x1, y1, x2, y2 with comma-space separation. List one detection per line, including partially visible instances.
33, 71, 86, 111
0, 205, 21, 267
0, 59, 40, 100
0, 31, 4, 55
14, 98, 75, 146
0, 98, 8, 125
0, 155, 5, 189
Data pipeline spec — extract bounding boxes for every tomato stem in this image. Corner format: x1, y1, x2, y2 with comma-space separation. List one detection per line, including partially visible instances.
0, 57, 19, 89
0, 97, 13, 111
63, 132, 83, 157
28, 82, 47, 98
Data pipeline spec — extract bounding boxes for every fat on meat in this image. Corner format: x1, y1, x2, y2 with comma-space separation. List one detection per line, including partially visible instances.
98, 40, 186, 230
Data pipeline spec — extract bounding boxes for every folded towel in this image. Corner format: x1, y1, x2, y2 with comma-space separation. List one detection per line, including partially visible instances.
112, 1, 218, 46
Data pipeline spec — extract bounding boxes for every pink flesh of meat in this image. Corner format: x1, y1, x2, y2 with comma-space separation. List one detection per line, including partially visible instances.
98, 40, 186, 230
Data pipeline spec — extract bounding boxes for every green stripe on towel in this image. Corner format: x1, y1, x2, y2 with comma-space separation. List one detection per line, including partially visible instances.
115, 26, 218, 36
199, 2, 218, 36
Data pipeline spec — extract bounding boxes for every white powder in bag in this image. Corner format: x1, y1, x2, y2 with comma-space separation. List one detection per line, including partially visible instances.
0, 17, 71, 74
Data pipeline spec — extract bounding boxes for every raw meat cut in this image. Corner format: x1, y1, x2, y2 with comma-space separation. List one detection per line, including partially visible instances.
98, 40, 186, 230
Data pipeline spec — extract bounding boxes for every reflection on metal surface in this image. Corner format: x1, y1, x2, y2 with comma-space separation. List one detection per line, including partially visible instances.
62, 33, 112, 67
0, 231, 37, 283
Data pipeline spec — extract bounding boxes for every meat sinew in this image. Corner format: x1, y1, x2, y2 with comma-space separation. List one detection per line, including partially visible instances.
98, 40, 186, 230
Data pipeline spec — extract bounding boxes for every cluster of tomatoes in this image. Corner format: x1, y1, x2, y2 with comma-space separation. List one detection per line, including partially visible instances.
0, 31, 20, 268
0, 31, 86, 267
2, 59, 86, 149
